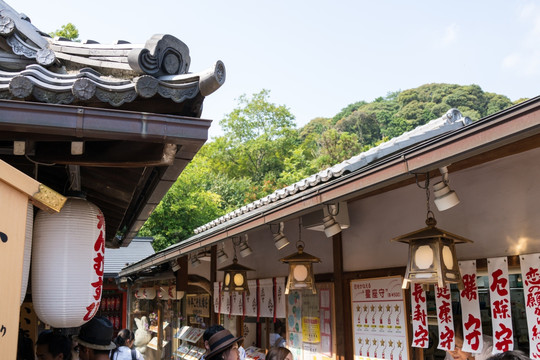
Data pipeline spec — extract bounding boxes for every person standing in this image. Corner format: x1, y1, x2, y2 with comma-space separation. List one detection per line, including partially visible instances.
110, 329, 144, 360
73, 316, 116, 360
35, 330, 71, 360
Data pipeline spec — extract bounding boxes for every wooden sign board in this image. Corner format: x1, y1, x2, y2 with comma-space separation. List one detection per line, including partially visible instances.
0, 160, 65, 358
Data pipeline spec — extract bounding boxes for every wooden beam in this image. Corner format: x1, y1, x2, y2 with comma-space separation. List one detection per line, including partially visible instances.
33, 142, 177, 167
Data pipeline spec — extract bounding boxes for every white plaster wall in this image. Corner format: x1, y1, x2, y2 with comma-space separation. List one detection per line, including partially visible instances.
190, 219, 334, 281
343, 147, 540, 272
191, 147, 540, 280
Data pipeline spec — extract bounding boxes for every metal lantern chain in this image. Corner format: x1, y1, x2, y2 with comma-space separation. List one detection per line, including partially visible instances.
297, 218, 305, 250
415, 173, 436, 226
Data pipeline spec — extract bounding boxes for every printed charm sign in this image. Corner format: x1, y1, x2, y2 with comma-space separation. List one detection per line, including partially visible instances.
351, 276, 408, 360
459, 260, 484, 354
488, 257, 514, 353
435, 285, 455, 351
411, 283, 429, 348
520, 253, 540, 359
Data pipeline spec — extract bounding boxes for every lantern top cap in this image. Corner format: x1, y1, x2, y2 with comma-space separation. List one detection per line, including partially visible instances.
218, 257, 254, 272
391, 224, 473, 244
280, 248, 321, 264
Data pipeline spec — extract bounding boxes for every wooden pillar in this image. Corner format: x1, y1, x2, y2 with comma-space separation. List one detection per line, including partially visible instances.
210, 245, 218, 325
333, 232, 349, 360
175, 256, 188, 294
0, 160, 65, 359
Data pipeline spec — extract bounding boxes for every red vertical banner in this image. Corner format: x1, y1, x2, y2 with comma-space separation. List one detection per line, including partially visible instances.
435, 285, 455, 351
520, 253, 540, 359
411, 283, 429, 348
458, 260, 484, 354
488, 257, 513, 353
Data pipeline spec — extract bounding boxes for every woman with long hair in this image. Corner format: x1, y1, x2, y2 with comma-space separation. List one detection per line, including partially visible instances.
110, 329, 144, 360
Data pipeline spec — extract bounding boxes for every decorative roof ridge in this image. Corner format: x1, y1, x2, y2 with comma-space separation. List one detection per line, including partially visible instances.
193, 108, 471, 235
0, 60, 225, 106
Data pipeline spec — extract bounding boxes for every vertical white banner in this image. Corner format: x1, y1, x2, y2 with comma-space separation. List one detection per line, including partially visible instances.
435, 285, 455, 351
230, 291, 243, 316
520, 253, 540, 359
258, 278, 274, 318
275, 277, 286, 319
411, 283, 429, 348
488, 257, 514, 353
244, 280, 257, 317
458, 260, 484, 354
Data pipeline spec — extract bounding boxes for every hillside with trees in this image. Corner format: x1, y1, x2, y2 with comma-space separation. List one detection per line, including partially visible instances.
139, 84, 525, 250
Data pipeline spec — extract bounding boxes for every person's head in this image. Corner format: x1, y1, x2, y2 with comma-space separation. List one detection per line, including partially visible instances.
487, 351, 532, 360
73, 316, 116, 360
70, 335, 79, 360
445, 317, 471, 360
35, 330, 71, 360
205, 329, 243, 360
114, 329, 135, 349
203, 325, 225, 350
266, 347, 293, 360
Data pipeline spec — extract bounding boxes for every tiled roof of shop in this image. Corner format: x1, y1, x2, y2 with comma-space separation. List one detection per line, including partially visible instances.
193, 108, 472, 235
104, 237, 155, 275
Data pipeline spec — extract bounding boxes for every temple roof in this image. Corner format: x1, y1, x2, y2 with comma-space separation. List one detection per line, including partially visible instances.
0, 1, 224, 248
0, 1, 225, 116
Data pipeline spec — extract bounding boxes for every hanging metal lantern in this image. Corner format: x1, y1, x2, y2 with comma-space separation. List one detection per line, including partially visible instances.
32, 197, 105, 327
219, 237, 254, 294
280, 221, 320, 294
391, 173, 472, 290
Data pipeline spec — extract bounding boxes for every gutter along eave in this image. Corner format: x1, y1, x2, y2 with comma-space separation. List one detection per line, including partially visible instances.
119, 97, 540, 277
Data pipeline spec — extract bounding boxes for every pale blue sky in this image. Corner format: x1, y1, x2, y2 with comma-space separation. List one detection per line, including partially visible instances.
16, 0, 540, 137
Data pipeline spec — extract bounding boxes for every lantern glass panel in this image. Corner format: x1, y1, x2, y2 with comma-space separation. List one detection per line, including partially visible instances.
234, 273, 245, 286
293, 264, 309, 282
442, 245, 454, 269
224, 273, 231, 286
414, 245, 434, 269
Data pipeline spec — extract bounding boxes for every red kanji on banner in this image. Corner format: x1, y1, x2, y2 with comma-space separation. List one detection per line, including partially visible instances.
494, 323, 513, 352
464, 314, 482, 351
490, 269, 509, 296
413, 304, 427, 324
437, 286, 451, 300
492, 299, 510, 319
414, 325, 429, 347
461, 274, 478, 301
413, 284, 426, 303
526, 267, 540, 286
438, 301, 452, 323
440, 326, 455, 349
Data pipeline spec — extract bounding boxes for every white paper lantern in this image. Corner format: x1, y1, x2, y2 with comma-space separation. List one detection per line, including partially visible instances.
20, 203, 33, 305
142, 287, 156, 300
157, 287, 168, 300
32, 197, 105, 328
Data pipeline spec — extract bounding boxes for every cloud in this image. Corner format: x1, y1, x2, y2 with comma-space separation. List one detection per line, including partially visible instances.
502, 2, 540, 75
442, 23, 459, 45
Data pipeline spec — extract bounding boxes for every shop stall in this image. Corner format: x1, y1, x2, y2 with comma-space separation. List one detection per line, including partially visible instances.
121, 101, 540, 359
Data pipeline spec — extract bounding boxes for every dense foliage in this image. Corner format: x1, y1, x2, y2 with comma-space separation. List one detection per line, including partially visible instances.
140, 84, 523, 250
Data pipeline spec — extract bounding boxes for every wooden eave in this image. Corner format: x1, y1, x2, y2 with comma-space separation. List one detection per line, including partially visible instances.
0, 99, 211, 247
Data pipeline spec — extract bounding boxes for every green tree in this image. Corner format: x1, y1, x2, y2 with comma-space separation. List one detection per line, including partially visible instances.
138, 157, 225, 251
211, 90, 297, 188
49, 23, 80, 41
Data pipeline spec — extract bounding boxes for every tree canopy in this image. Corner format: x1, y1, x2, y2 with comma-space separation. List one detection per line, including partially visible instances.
141, 84, 523, 250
